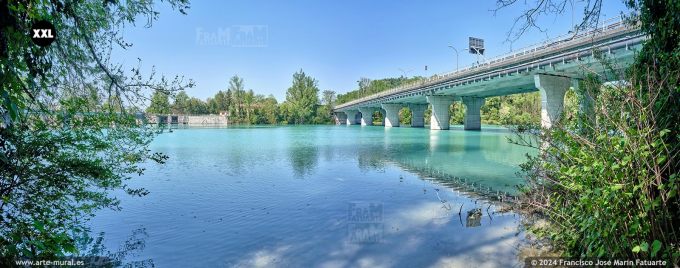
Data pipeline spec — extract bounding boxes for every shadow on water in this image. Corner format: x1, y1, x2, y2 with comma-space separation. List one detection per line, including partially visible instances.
225, 193, 523, 267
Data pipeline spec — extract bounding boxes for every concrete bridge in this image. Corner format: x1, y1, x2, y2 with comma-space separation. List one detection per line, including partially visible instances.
333, 18, 645, 130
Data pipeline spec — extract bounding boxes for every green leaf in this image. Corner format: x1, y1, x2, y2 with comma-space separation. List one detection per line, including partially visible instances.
640, 242, 649, 252
31, 240, 46, 250
632, 245, 641, 253
62, 242, 78, 254
32, 220, 45, 232
651, 240, 662, 257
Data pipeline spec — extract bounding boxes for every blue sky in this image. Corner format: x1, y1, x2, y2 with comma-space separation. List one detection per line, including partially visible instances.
114, 0, 629, 102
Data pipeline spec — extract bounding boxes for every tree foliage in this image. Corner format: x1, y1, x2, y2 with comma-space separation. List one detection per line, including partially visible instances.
336, 76, 423, 105
0, 0, 193, 261
161, 73, 334, 125
146, 90, 170, 114
282, 70, 321, 124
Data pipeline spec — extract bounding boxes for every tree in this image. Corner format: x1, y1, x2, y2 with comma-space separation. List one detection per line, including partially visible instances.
260, 95, 279, 124
186, 97, 209, 115
283, 70, 320, 124
172, 91, 190, 114
228, 75, 245, 118
244, 89, 255, 122
358, 77, 371, 97
251, 94, 278, 124
213, 91, 229, 114
322, 90, 336, 108
0, 0, 193, 261
146, 90, 171, 114
314, 90, 336, 124
399, 107, 412, 125
494, 0, 604, 42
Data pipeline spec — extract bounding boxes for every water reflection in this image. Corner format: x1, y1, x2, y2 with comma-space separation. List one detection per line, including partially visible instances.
428, 131, 441, 155
225, 147, 246, 176
466, 208, 483, 228
463, 131, 482, 152
310, 125, 527, 209
75, 228, 153, 267
289, 142, 319, 178
357, 148, 387, 172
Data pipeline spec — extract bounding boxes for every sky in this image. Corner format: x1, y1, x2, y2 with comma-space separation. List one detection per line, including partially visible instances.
113, 0, 630, 102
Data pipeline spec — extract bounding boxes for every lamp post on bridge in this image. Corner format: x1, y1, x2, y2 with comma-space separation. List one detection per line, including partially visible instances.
447, 45, 459, 72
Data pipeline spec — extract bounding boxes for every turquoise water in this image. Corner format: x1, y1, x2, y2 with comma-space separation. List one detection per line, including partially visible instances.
90, 125, 535, 267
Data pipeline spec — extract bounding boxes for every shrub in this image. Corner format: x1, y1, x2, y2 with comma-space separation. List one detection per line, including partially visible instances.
515, 68, 679, 261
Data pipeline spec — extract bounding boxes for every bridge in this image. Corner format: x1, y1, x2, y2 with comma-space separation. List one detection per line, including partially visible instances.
333, 18, 645, 130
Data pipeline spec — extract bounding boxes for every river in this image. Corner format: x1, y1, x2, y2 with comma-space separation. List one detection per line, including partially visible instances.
89, 125, 535, 267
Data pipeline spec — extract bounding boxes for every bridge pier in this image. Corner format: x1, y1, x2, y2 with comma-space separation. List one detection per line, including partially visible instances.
344, 109, 359, 125
534, 74, 571, 129
333, 112, 347, 125
426, 96, 454, 130
409, 104, 427, 128
381, 104, 402, 127
462, 97, 485, 130
358, 107, 375, 126
378, 108, 386, 126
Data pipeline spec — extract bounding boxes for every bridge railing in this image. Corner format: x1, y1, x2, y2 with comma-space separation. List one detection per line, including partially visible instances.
336, 16, 635, 110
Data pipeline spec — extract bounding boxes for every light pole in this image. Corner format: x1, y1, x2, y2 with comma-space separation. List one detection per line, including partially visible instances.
448, 45, 459, 71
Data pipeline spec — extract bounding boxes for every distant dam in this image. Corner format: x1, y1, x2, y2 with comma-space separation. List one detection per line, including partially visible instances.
146, 114, 229, 126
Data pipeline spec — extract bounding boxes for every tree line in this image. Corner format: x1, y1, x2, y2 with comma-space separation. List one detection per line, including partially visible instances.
335, 76, 424, 104
146, 71, 337, 124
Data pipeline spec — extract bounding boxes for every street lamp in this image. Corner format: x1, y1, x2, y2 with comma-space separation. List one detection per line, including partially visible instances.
448, 45, 459, 72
